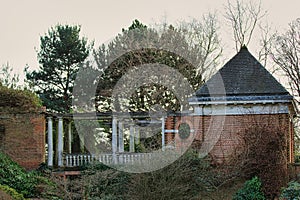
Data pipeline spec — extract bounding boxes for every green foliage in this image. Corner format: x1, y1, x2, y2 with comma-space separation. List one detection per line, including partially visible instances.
83, 164, 130, 200
0, 152, 62, 199
0, 152, 39, 197
0, 84, 42, 112
126, 150, 217, 200
81, 160, 112, 171
82, 151, 209, 200
34, 174, 64, 199
86, 17, 222, 113
280, 181, 300, 200
58, 150, 244, 199
0, 184, 25, 200
0, 63, 20, 89
233, 176, 265, 200
26, 24, 92, 113
95, 33, 203, 112
122, 19, 147, 32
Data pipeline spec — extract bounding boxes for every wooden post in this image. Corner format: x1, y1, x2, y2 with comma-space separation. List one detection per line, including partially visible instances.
47, 117, 53, 167
118, 121, 124, 152
129, 125, 135, 152
57, 117, 64, 167
68, 121, 72, 154
161, 116, 165, 151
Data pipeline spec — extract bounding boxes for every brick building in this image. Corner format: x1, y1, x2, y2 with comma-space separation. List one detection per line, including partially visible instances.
0, 88, 45, 170
165, 46, 296, 164
42, 46, 296, 172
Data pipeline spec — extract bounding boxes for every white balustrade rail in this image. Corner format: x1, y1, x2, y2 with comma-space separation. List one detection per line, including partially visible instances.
65, 153, 155, 167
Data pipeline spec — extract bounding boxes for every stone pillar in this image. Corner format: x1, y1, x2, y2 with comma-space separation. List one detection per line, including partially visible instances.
118, 121, 124, 153
57, 117, 64, 167
129, 125, 135, 152
68, 121, 72, 154
47, 117, 53, 167
112, 116, 117, 154
135, 126, 140, 145
161, 116, 165, 150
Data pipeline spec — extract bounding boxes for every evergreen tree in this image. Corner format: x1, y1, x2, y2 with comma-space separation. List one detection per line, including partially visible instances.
26, 24, 92, 113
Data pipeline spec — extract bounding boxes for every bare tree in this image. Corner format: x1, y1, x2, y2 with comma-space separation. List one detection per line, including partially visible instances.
178, 13, 223, 80
272, 18, 300, 102
257, 22, 277, 69
225, 0, 266, 51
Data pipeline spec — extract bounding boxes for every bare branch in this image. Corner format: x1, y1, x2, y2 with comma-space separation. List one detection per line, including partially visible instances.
272, 18, 300, 100
225, 0, 266, 51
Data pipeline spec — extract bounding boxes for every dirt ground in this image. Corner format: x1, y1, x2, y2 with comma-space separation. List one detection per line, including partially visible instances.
0, 189, 14, 200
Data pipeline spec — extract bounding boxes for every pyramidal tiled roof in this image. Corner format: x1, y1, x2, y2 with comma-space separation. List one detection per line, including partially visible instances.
193, 46, 292, 102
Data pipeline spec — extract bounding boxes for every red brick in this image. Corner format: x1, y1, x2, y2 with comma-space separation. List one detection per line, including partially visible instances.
166, 114, 291, 165
0, 112, 45, 170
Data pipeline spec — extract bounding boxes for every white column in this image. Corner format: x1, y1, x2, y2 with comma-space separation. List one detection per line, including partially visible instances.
135, 126, 140, 145
57, 117, 64, 167
68, 121, 72, 154
118, 121, 124, 152
161, 116, 165, 151
129, 125, 135, 152
80, 134, 85, 153
47, 117, 53, 167
112, 116, 117, 154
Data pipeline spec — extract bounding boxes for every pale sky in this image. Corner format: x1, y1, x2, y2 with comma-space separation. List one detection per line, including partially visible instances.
0, 0, 299, 78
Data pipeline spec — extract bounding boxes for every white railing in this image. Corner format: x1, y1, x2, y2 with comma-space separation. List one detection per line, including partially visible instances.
65, 153, 155, 167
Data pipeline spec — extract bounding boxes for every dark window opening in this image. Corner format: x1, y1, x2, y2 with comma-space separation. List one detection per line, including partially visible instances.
178, 123, 190, 139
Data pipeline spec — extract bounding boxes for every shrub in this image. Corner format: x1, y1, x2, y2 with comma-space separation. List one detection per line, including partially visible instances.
0, 151, 38, 197
233, 176, 265, 200
280, 181, 300, 200
126, 150, 218, 200
83, 164, 130, 200
0, 184, 25, 200
0, 85, 42, 112
73, 150, 247, 199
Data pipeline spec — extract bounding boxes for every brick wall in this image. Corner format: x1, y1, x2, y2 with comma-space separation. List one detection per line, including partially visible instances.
0, 112, 45, 170
166, 113, 290, 164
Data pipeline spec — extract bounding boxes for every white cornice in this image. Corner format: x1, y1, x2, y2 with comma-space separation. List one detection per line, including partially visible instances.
192, 103, 290, 116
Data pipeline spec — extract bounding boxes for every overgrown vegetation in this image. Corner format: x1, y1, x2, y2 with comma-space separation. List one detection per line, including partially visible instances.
51, 150, 245, 199
0, 84, 42, 112
235, 116, 288, 199
0, 152, 61, 199
2, 147, 295, 199
84, 167, 130, 199
280, 181, 300, 200
0, 151, 39, 197
0, 184, 25, 200
233, 176, 265, 200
